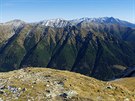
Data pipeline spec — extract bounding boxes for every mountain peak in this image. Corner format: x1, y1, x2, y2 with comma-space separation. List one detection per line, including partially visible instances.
5, 19, 25, 24
3, 19, 26, 28
41, 18, 69, 28
49, 18, 65, 21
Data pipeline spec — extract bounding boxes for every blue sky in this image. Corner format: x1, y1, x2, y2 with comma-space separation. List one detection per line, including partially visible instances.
0, 0, 135, 23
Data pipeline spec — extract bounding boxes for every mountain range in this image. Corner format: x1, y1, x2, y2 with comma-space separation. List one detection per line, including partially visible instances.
0, 17, 135, 80
1, 17, 135, 28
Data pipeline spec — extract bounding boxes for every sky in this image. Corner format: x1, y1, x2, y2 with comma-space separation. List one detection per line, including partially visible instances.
0, 0, 135, 23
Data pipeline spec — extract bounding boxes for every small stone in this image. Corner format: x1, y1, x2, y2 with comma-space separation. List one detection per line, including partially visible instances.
60, 93, 68, 98
106, 85, 115, 90
7, 86, 18, 93
32, 81, 36, 84
18, 87, 21, 90
65, 90, 77, 98
97, 96, 103, 100
15, 97, 18, 99
97, 90, 100, 92
46, 84, 49, 87
22, 88, 26, 92
0, 98, 3, 101
0, 85, 5, 89
47, 80, 50, 83
57, 81, 64, 85
121, 91, 124, 93
45, 75, 51, 77
27, 70, 31, 72
0, 91, 4, 94
124, 98, 129, 101
46, 90, 50, 93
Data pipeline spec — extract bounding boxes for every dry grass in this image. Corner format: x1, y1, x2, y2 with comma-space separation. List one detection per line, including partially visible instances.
0, 67, 135, 101
111, 77, 135, 91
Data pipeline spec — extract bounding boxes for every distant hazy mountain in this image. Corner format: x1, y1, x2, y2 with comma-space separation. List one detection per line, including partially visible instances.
38, 17, 135, 28
1, 17, 134, 28
1, 19, 26, 29
0, 17, 135, 80
71, 17, 135, 28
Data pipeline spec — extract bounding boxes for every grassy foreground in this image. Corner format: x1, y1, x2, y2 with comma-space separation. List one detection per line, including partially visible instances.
0, 67, 134, 101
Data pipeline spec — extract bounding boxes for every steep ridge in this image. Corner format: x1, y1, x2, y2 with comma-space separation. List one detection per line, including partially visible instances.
0, 27, 24, 54
0, 17, 135, 80
90, 37, 103, 77
71, 32, 93, 71
0, 24, 32, 71
19, 26, 49, 67
47, 29, 71, 69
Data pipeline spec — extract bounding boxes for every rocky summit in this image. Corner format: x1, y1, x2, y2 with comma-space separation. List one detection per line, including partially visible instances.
0, 67, 134, 101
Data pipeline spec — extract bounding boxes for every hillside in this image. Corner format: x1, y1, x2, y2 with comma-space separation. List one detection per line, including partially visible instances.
0, 67, 134, 101
0, 17, 135, 80
112, 77, 135, 92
